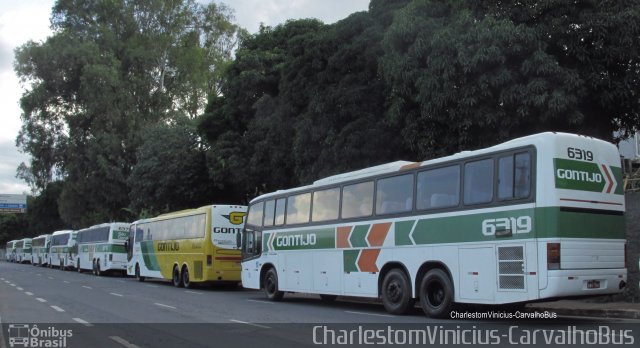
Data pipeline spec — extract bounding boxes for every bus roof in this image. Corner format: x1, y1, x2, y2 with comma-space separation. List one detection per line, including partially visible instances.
250, 132, 613, 203
51, 230, 75, 236
32, 234, 51, 240
78, 222, 129, 232
131, 204, 245, 225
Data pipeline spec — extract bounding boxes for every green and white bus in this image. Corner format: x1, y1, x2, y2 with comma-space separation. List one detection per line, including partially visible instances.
49, 230, 77, 270
5, 240, 16, 262
241, 132, 627, 317
127, 205, 247, 288
15, 238, 32, 264
76, 222, 129, 275
30, 234, 51, 266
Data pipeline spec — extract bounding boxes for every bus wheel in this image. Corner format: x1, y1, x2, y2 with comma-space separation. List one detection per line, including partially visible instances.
319, 294, 338, 302
263, 268, 284, 301
381, 269, 414, 314
135, 264, 145, 282
96, 261, 102, 276
172, 266, 183, 287
419, 268, 454, 318
182, 266, 192, 289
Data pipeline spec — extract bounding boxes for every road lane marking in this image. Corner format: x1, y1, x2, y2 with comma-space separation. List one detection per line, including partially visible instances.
63, 281, 70, 284
109, 336, 141, 348
9, 284, 15, 287
82, 286, 92, 289
247, 299, 274, 305
72, 318, 93, 327
36, 298, 47, 303
3, 281, 9, 283
37, 274, 42, 276
16, 287, 23, 291
184, 290, 203, 295
345, 311, 395, 318
145, 284, 158, 288
48, 277, 54, 280
154, 303, 176, 310
229, 319, 271, 329
110, 292, 124, 297
51, 305, 65, 312
118, 280, 126, 283
25, 292, 33, 296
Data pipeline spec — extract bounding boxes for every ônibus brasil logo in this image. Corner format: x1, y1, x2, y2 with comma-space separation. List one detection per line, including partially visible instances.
7, 324, 72, 348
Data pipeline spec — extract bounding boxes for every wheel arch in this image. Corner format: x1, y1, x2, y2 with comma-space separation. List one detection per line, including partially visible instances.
414, 261, 454, 300
378, 261, 412, 297
259, 263, 277, 289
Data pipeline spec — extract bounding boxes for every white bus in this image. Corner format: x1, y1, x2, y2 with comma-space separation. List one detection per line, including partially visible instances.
241, 132, 628, 317
30, 234, 51, 266
14, 238, 32, 264
76, 222, 129, 276
127, 205, 247, 288
5, 240, 16, 262
49, 230, 77, 270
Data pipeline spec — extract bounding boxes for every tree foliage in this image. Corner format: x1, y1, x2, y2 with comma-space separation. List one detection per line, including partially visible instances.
15, 0, 241, 226
381, 0, 640, 158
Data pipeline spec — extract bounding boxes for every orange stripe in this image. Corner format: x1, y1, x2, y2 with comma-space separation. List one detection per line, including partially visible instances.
367, 222, 391, 247
337, 226, 352, 248
358, 249, 380, 272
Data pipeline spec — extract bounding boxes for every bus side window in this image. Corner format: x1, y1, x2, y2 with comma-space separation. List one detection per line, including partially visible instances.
464, 159, 494, 205
341, 181, 374, 219
376, 174, 413, 215
498, 152, 531, 200
417, 165, 460, 210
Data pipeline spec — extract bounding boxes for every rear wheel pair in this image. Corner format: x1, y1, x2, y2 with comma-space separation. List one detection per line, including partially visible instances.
379, 268, 454, 318
172, 265, 192, 289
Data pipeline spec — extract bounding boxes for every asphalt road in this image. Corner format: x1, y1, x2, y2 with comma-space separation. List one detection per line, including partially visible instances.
1, 261, 637, 348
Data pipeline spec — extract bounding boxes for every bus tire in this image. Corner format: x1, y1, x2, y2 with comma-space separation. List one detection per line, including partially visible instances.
182, 266, 192, 289
172, 266, 183, 287
135, 264, 145, 282
381, 269, 414, 315
96, 261, 102, 276
263, 268, 284, 301
319, 294, 338, 302
419, 268, 454, 318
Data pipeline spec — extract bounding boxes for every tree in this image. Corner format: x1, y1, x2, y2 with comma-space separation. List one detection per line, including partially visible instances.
128, 117, 231, 216
381, 0, 640, 158
15, 0, 241, 226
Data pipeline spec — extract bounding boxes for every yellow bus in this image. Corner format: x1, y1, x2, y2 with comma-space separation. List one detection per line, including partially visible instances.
127, 205, 247, 288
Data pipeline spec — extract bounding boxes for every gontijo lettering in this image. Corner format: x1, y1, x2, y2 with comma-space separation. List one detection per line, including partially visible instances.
276, 234, 317, 247
556, 169, 603, 183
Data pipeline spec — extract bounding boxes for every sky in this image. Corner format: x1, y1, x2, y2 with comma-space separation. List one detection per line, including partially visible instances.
0, 0, 370, 195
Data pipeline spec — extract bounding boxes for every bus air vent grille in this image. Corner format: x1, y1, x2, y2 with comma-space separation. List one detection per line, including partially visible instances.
497, 246, 525, 290
194, 261, 203, 279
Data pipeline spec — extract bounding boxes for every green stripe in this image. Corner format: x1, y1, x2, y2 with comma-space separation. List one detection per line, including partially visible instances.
141, 241, 161, 271
536, 207, 625, 239
271, 228, 335, 250
395, 220, 414, 246
343, 250, 359, 273
349, 225, 369, 248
